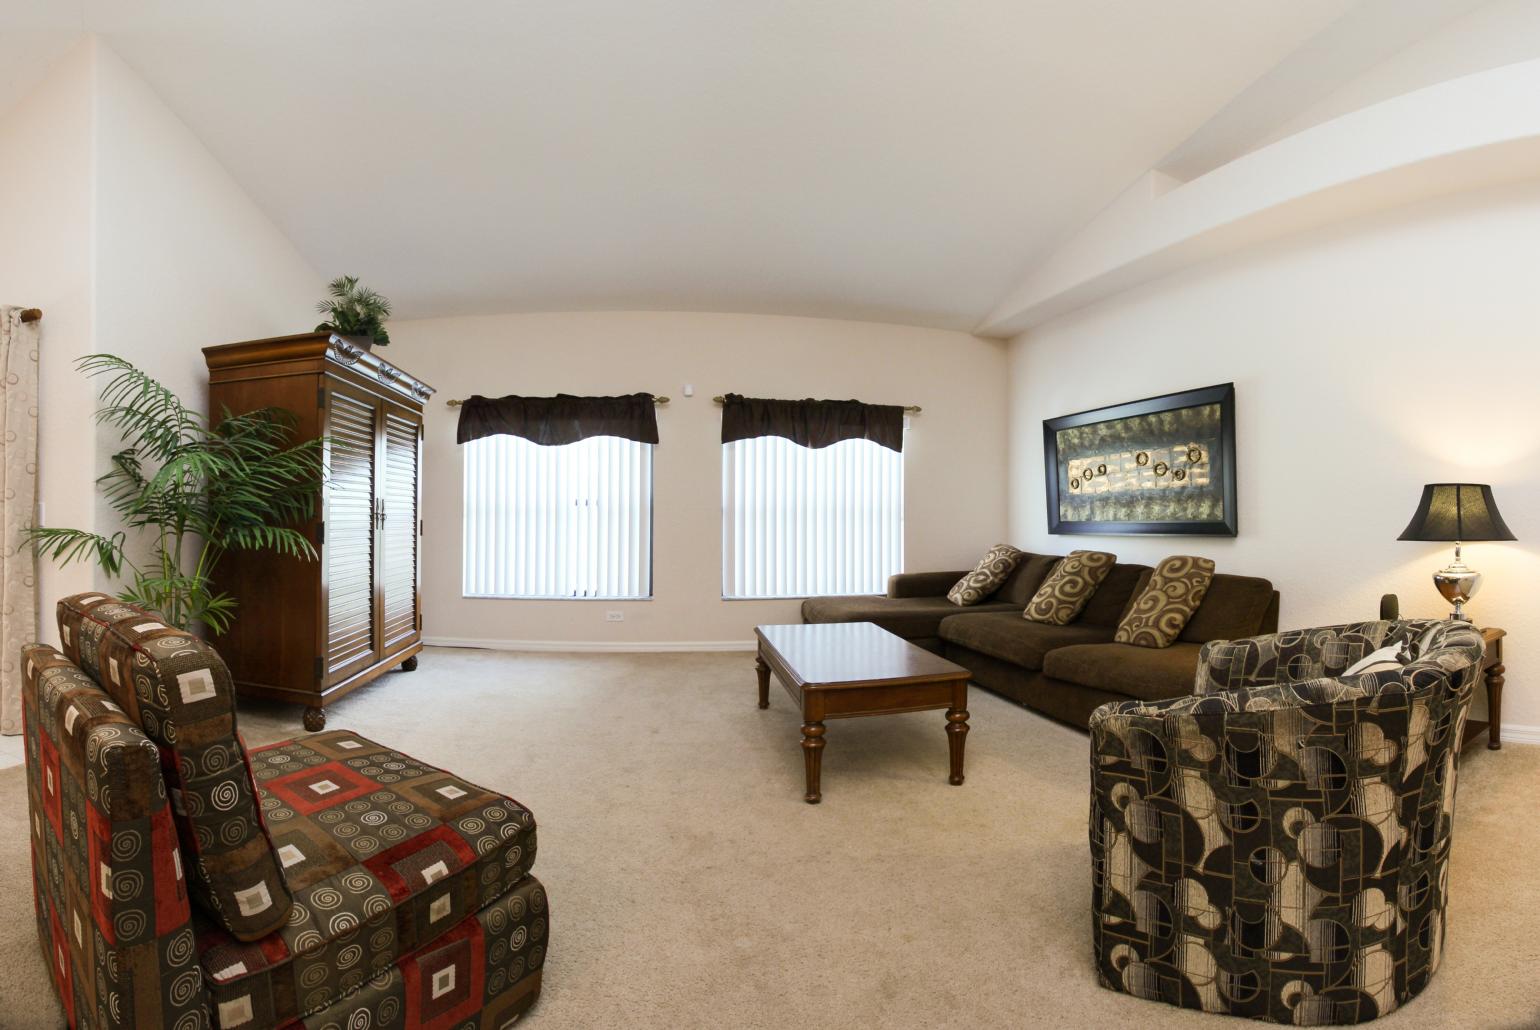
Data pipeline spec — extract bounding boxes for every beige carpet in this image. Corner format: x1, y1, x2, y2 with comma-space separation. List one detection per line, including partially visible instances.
3, 646, 1539, 1029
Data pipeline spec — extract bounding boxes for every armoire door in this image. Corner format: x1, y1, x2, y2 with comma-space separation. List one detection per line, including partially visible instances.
377, 401, 423, 655
322, 381, 381, 684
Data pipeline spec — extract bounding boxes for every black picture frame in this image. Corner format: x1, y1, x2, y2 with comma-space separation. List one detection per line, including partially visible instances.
1043, 382, 1237, 536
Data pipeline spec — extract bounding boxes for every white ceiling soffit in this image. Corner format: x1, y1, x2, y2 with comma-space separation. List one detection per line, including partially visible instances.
977, 58, 1540, 337
1155, 0, 1493, 182
29, 0, 1357, 330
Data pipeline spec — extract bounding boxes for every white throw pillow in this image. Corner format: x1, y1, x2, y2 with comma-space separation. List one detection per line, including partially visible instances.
1344, 644, 1404, 677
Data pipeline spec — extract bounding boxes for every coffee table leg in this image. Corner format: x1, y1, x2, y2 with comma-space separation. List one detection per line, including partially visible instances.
946, 706, 969, 786
756, 654, 771, 709
801, 722, 826, 803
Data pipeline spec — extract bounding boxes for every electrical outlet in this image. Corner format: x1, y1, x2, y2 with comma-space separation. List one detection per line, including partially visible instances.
605, 610, 624, 622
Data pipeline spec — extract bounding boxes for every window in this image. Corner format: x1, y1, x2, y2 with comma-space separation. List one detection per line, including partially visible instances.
463, 434, 653, 598
722, 435, 903, 598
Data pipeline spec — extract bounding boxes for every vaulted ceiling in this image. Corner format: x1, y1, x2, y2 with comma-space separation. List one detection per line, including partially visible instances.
6, 1, 1388, 330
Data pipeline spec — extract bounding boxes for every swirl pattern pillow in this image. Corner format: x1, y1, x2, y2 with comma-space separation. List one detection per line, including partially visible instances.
1022, 550, 1116, 624
947, 544, 1024, 606
57, 593, 294, 941
1114, 555, 1216, 648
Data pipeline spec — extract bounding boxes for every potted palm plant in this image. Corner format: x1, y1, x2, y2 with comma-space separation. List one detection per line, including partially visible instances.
314, 275, 392, 349
27, 354, 326, 634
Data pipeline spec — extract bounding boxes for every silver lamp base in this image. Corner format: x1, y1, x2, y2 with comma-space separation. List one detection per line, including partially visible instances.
1433, 544, 1481, 621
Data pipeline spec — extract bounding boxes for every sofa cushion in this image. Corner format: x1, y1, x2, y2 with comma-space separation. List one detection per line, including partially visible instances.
218, 874, 548, 1030
802, 595, 1021, 639
56, 593, 293, 942
1023, 550, 1117, 625
1178, 574, 1277, 642
992, 553, 1062, 607
1042, 642, 1204, 702
939, 612, 1114, 670
946, 544, 1024, 606
198, 730, 538, 1027
1079, 563, 1152, 627
1114, 555, 1216, 648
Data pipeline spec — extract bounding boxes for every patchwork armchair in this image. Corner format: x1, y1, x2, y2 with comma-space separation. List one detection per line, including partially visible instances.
1088, 619, 1484, 1025
24, 594, 547, 1029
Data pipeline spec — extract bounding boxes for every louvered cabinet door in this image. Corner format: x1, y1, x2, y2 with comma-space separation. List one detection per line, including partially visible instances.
378, 402, 423, 654
322, 384, 381, 683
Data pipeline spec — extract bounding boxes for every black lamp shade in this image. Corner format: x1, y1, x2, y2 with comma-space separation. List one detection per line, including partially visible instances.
1398, 483, 1516, 542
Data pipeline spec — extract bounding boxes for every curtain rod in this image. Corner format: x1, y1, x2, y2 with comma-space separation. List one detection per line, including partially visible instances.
19, 308, 42, 323
446, 394, 670, 408
712, 394, 921, 414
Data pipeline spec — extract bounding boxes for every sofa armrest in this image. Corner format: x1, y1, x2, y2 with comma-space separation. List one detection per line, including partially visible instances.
23, 644, 209, 1027
886, 570, 969, 599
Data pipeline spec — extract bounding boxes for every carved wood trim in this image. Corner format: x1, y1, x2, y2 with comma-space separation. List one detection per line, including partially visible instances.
203, 331, 436, 404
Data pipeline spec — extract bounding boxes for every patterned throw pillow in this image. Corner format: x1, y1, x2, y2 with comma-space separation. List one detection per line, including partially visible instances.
1022, 550, 1116, 625
57, 593, 294, 941
1114, 555, 1217, 648
947, 544, 1024, 606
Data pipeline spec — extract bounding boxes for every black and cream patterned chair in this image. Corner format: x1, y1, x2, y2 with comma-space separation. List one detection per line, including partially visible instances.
1088, 619, 1485, 1025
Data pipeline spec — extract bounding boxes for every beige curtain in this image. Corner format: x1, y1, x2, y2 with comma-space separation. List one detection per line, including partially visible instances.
0, 307, 39, 735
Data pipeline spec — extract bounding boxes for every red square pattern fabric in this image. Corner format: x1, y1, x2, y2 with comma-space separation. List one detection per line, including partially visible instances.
208, 876, 547, 1030
23, 643, 210, 1029
197, 731, 538, 1026
56, 593, 293, 942
25, 639, 551, 1028
264, 760, 377, 816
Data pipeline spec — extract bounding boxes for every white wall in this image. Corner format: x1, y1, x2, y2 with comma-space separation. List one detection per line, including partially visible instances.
0, 42, 98, 636
386, 311, 1008, 647
1007, 175, 1540, 738
92, 43, 319, 416
0, 39, 321, 646
89, 43, 321, 579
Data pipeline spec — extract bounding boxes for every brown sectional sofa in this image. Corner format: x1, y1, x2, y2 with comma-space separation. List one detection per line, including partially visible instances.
801, 552, 1278, 728
801, 553, 1060, 653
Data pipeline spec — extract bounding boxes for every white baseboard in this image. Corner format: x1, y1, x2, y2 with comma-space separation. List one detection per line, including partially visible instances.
1499, 723, 1540, 746
423, 636, 756, 654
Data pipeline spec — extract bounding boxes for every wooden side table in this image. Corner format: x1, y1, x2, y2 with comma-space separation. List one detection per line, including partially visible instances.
1463, 627, 1506, 750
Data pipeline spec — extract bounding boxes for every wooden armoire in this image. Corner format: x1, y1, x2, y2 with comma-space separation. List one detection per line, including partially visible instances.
203, 332, 434, 729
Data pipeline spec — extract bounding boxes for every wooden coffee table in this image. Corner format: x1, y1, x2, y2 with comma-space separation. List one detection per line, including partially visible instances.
755, 622, 971, 804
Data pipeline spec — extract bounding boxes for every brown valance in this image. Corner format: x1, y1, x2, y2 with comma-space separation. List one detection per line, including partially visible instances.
719, 393, 904, 452
456, 393, 659, 446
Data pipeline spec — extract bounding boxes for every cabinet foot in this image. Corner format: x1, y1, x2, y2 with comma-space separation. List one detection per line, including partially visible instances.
400, 655, 419, 672
303, 706, 327, 732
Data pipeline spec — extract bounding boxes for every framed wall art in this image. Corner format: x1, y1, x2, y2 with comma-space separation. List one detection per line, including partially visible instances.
1043, 382, 1236, 536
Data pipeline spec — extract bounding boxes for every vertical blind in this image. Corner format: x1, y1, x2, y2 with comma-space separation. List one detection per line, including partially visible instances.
463, 434, 653, 598
722, 436, 903, 598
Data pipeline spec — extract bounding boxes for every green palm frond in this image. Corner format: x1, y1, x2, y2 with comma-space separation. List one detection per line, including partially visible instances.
26, 355, 326, 634
24, 528, 129, 577
80, 354, 206, 460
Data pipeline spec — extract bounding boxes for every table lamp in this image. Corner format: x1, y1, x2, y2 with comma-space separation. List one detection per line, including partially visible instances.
1397, 483, 1515, 620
